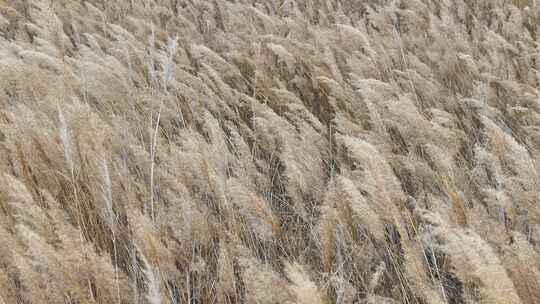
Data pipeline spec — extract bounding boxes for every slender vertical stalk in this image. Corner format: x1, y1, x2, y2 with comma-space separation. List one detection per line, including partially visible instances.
101, 159, 120, 303
150, 102, 163, 223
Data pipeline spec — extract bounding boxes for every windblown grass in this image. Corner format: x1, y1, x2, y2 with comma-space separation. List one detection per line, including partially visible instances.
0, 0, 539, 303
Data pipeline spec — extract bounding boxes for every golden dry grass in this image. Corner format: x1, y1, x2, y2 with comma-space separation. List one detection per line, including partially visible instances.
0, 0, 539, 303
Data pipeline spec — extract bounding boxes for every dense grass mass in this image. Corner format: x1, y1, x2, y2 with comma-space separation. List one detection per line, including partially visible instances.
0, 0, 540, 303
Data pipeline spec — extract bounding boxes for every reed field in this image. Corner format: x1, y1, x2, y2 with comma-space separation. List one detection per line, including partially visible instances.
0, 0, 539, 303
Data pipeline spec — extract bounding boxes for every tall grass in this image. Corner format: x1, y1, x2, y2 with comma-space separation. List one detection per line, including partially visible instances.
0, 0, 538, 303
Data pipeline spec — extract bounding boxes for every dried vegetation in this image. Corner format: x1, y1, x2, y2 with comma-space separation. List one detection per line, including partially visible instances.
0, 0, 539, 303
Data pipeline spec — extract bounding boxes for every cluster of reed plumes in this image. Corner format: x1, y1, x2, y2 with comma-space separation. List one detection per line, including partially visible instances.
0, 0, 539, 303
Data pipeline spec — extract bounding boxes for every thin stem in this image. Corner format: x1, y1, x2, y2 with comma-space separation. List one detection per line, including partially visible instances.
150, 102, 163, 223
